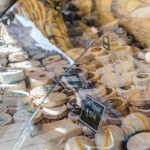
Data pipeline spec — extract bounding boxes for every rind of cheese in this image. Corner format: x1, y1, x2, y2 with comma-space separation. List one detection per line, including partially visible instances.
0, 68, 25, 84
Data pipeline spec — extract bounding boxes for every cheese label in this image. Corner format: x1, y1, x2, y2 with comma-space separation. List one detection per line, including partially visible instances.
103, 36, 110, 51
80, 95, 106, 132
61, 73, 81, 90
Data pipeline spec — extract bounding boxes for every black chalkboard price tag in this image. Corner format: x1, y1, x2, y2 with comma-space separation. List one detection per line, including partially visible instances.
79, 95, 106, 132
103, 36, 110, 51
61, 73, 82, 90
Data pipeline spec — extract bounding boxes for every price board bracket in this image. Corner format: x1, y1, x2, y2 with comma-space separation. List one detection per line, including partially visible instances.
103, 36, 110, 51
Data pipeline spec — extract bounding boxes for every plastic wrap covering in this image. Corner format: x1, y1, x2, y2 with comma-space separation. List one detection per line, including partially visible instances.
0, 0, 150, 150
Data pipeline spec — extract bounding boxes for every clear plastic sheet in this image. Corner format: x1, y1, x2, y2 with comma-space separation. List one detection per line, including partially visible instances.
0, 0, 150, 150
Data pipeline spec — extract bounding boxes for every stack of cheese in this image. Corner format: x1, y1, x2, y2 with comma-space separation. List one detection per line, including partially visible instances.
129, 90, 150, 116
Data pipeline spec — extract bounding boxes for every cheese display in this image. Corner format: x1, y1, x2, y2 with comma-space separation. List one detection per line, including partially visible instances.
0, 0, 150, 149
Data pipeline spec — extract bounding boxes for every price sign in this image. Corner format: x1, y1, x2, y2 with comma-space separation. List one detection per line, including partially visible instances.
61, 73, 82, 90
79, 95, 106, 132
103, 36, 110, 51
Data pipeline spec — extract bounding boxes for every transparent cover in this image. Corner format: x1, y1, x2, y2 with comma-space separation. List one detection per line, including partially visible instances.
0, 0, 150, 150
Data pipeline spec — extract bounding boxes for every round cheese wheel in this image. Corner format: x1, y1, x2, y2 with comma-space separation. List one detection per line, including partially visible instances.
103, 88, 116, 101
80, 62, 96, 72
9, 60, 41, 69
2, 90, 30, 107
25, 67, 46, 77
101, 73, 132, 88
87, 71, 99, 83
131, 105, 150, 117
0, 80, 26, 92
129, 90, 150, 107
127, 132, 150, 150
114, 46, 133, 58
116, 85, 136, 100
133, 73, 150, 86
89, 46, 103, 56
105, 113, 123, 126
8, 45, 22, 53
95, 125, 125, 150
0, 104, 7, 113
114, 61, 135, 74
0, 113, 12, 126
29, 72, 53, 88
30, 85, 60, 99
42, 105, 68, 119
13, 108, 42, 124
66, 48, 85, 57
121, 113, 150, 136
42, 55, 62, 66
95, 52, 113, 66
33, 92, 67, 108
107, 97, 128, 112
77, 51, 93, 65
0, 68, 25, 84
8, 51, 28, 62
64, 136, 94, 150
109, 42, 123, 51
8, 102, 32, 115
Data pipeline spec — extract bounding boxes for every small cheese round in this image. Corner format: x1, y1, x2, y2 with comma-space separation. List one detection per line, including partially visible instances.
30, 85, 60, 99
114, 46, 133, 58
13, 108, 42, 124
64, 136, 94, 150
42, 55, 62, 66
101, 73, 132, 88
29, 72, 53, 88
95, 125, 125, 150
0, 68, 25, 84
127, 132, 150, 150
33, 92, 67, 108
42, 105, 68, 119
133, 73, 150, 86
8, 51, 28, 62
129, 90, 150, 107
121, 112, 150, 136
0, 80, 26, 92
95, 52, 113, 66
114, 61, 135, 74
2, 90, 30, 107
